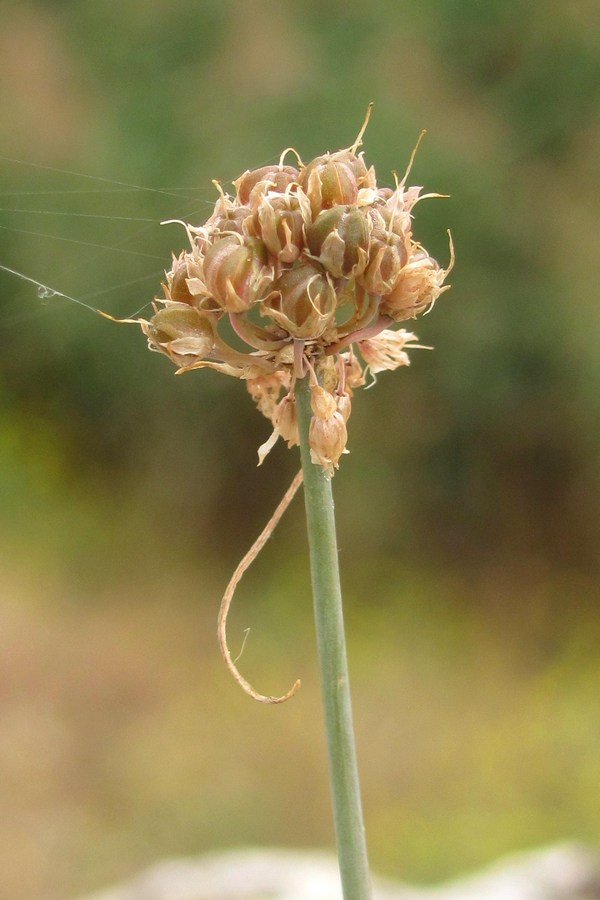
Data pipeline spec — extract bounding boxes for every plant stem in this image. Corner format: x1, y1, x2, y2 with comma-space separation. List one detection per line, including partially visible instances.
295, 376, 372, 900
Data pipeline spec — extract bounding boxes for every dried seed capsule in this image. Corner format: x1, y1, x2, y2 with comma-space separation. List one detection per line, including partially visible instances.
203, 235, 272, 313
163, 252, 195, 304
261, 259, 337, 339
234, 165, 299, 205
310, 384, 337, 419
358, 232, 408, 296
254, 189, 305, 264
299, 146, 378, 219
306, 206, 370, 278
205, 186, 253, 236
145, 304, 215, 367
300, 156, 358, 218
209, 204, 253, 237
380, 247, 451, 321
309, 410, 348, 475
335, 391, 352, 422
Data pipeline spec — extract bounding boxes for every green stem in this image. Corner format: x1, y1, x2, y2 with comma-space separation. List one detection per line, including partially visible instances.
295, 376, 372, 900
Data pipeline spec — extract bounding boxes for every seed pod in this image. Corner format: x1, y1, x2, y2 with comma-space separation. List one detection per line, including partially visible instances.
306, 206, 370, 278
367, 196, 412, 243
261, 259, 337, 339
300, 155, 358, 218
380, 247, 451, 321
163, 252, 195, 304
309, 410, 348, 475
234, 165, 299, 206
254, 189, 305, 264
205, 186, 252, 236
203, 235, 272, 313
335, 391, 352, 422
359, 232, 408, 296
144, 303, 215, 367
310, 384, 337, 419
209, 204, 253, 237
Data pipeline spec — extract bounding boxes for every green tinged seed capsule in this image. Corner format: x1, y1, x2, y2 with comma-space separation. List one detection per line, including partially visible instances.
306, 206, 370, 278
262, 259, 337, 339
203, 235, 272, 313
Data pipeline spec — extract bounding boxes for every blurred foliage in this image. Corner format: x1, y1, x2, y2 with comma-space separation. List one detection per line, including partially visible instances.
0, 0, 599, 897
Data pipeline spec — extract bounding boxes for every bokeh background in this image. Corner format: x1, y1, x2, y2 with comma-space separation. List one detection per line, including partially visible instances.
1, 1, 599, 897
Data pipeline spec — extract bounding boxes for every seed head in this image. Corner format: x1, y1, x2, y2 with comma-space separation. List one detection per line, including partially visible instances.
135, 112, 453, 474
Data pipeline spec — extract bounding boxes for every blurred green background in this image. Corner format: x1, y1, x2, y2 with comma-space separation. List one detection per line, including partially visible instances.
1, 0, 599, 897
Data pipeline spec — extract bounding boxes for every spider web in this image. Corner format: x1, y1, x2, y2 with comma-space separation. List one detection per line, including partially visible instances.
0, 154, 268, 331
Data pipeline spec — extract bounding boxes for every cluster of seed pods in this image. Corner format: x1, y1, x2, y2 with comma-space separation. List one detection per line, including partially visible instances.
138, 119, 453, 474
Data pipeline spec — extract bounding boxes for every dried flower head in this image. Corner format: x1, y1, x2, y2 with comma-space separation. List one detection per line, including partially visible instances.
135, 109, 453, 475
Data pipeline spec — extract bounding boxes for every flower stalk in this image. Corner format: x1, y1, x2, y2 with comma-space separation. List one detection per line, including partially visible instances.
295, 375, 372, 900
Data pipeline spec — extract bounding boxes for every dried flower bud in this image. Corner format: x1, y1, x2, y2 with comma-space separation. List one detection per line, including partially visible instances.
309, 410, 348, 475
203, 235, 272, 313
381, 246, 452, 321
358, 328, 418, 373
310, 384, 337, 419
144, 304, 215, 367
234, 165, 299, 205
306, 206, 370, 278
255, 189, 305, 264
262, 259, 337, 339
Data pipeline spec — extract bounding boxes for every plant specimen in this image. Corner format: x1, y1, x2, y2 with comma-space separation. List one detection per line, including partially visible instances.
126, 109, 452, 899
